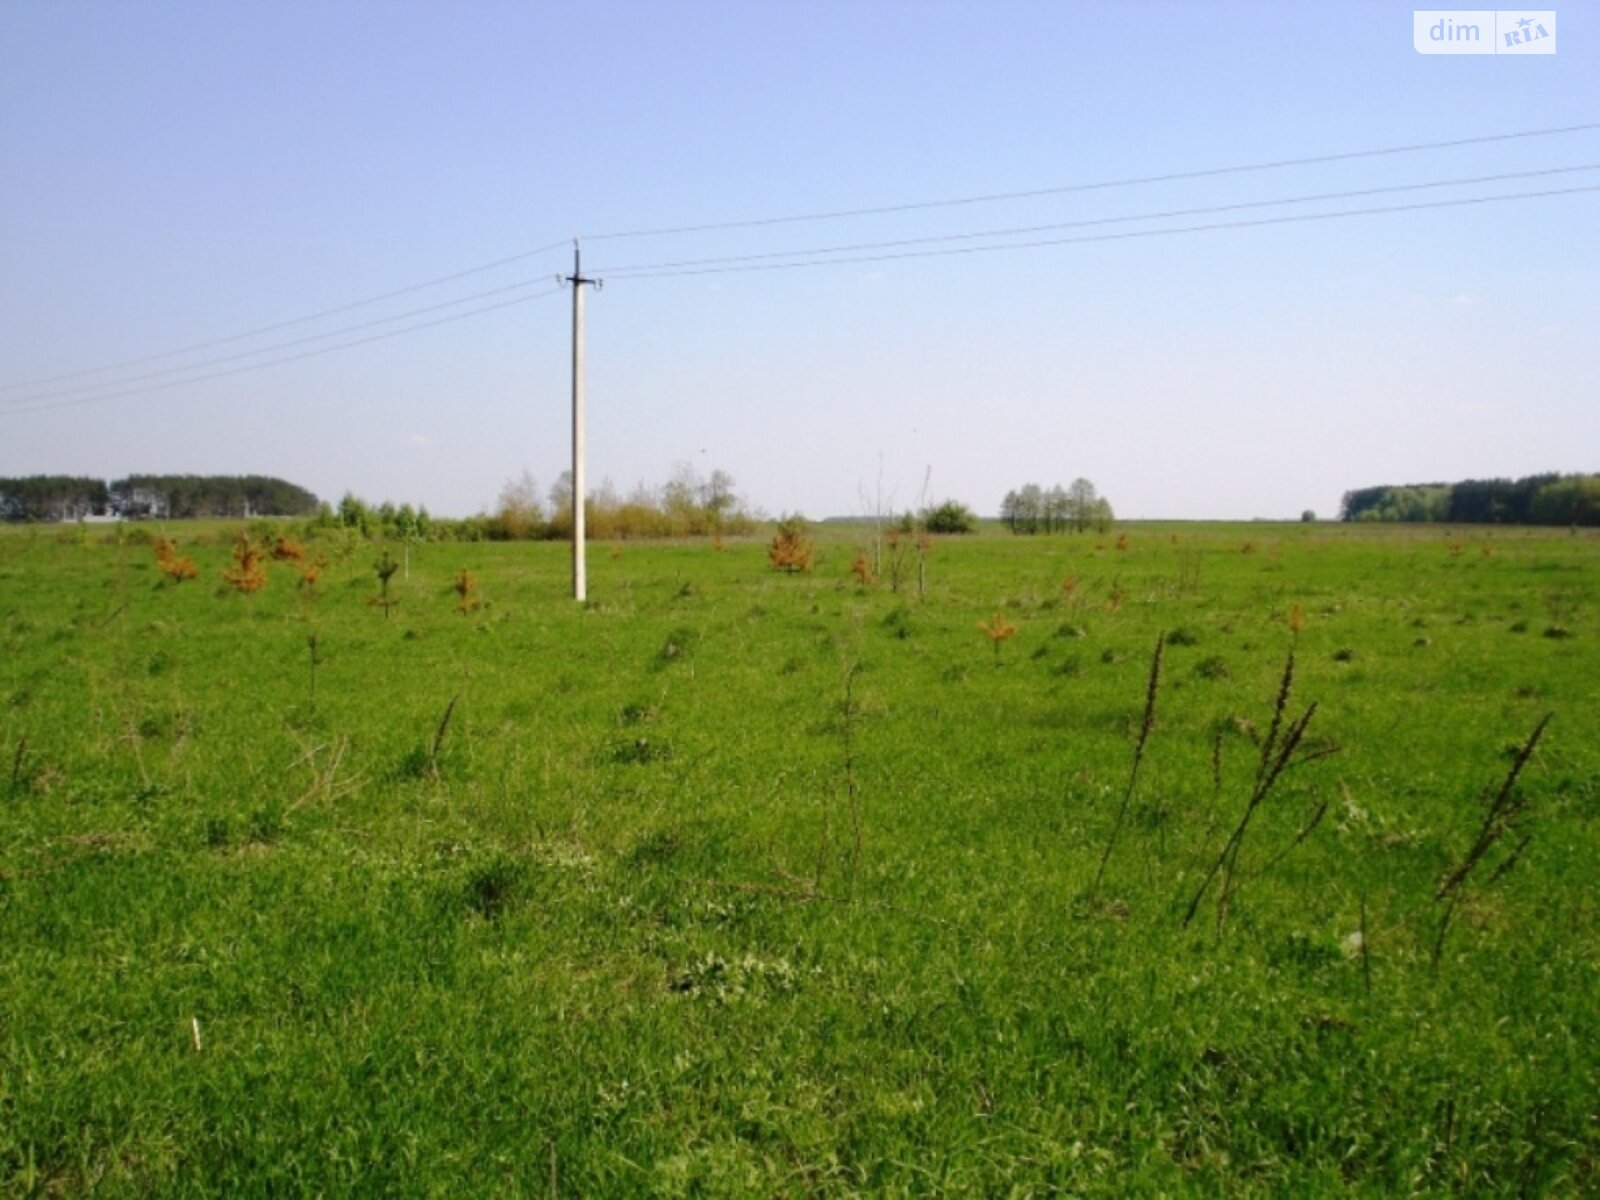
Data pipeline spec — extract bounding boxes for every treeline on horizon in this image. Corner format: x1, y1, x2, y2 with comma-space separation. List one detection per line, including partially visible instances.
1340, 472, 1600, 526
0, 474, 319, 522
322, 465, 760, 543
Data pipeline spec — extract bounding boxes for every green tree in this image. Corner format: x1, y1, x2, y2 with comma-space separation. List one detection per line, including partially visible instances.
922, 499, 977, 534
1066, 478, 1098, 532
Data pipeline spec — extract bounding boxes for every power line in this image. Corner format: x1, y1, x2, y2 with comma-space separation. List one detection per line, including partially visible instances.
0, 239, 571, 394
584, 121, 1600, 241
3, 121, 1593, 403
594, 185, 1600, 280
593, 164, 1600, 276
9, 276, 563, 407
1, 287, 565, 417
8, 183, 1591, 419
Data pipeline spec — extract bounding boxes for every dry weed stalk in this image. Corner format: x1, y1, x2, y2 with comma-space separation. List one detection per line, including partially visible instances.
425, 694, 461, 780
841, 664, 864, 891
286, 734, 365, 812
9, 735, 28, 796
1432, 713, 1552, 967
1182, 649, 1327, 934
1090, 632, 1164, 894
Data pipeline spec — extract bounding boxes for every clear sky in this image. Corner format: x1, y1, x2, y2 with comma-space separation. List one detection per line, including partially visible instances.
1, 1, 1595, 520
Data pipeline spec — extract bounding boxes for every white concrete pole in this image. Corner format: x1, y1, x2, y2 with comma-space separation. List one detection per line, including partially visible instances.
571, 244, 587, 602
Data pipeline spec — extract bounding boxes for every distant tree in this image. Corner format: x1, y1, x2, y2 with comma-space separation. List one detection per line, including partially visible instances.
1043, 485, 1069, 534
1066, 478, 1098, 532
1340, 473, 1598, 525
1012, 484, 1044, 534
0, 476, 108, 521
487, 471, 545, 540
337, 492, 373, 535
1529, 476, 1600, 525
1301, 509, 1316, 523
922, 499, 977, 534
1000, 490, 1021, 534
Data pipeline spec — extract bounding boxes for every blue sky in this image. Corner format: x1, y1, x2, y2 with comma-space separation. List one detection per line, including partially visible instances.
1, 1, 1595, 519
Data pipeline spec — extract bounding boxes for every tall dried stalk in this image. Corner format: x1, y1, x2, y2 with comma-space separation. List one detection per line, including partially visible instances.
1183, 649, 1321, 933
841, 664, 863, 891
1090, 632, 1164, 893
430, 694, 460, 779
1432, 713, 1552, 967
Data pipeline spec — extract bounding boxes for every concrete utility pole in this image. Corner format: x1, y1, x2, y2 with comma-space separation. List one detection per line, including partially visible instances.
565, 242, 600, 601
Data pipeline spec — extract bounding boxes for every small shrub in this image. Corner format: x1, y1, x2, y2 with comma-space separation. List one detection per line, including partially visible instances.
881, 605, 912, 639
153, 537, 198, 582
453, 568, 481, 614
270, 535, 306, 562
296, 556, 326, 594
768, 514, 814, 573
921, 499, 976, 534
222, 534, 267, 594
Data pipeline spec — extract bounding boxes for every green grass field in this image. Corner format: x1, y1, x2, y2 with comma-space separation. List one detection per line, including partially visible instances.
2, 520, 1595, 1196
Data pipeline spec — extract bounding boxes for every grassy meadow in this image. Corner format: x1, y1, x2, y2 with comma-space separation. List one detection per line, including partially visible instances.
1, 519, 1596, 1195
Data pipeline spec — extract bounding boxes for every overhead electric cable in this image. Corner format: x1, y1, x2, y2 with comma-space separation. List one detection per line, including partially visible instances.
595, 185, 1600, 280
584, 122, 1600, 241
0, 239, 571, 393
1, 287, 565, 417
6, 122, 1591, 394
592, 163, 1600, 276
11, 276, 562, 407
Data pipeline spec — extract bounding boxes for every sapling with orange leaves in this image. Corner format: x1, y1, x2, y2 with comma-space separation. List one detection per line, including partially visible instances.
153, 536, 198, 583
768, 515, 814, 574
978, 612, 1018, 663
222, 533, 266, 594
